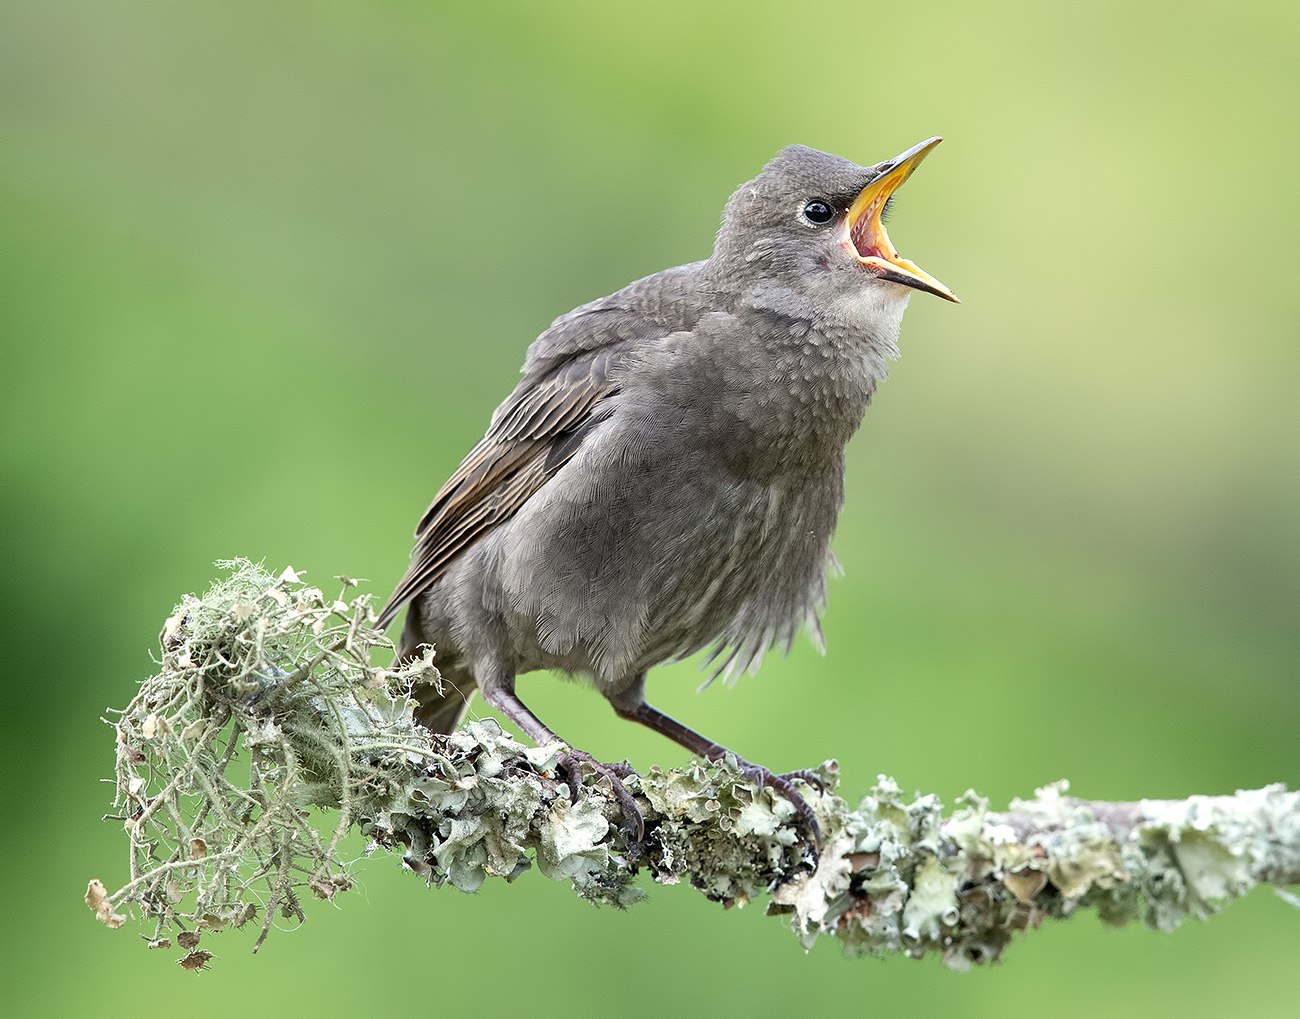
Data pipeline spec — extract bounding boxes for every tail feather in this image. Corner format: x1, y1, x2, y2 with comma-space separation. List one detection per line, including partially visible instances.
415, 680, 476, 734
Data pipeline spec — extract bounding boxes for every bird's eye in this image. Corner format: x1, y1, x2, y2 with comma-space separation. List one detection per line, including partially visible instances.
802, 199, 835, 226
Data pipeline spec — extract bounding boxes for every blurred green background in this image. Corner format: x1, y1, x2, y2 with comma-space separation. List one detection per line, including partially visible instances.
3, 1, 1296, 1014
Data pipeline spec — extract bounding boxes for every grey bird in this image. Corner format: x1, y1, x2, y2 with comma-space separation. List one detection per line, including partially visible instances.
378, 138, 958, 845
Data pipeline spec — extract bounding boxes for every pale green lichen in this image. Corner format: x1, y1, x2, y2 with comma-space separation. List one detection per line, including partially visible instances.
90, 561, 1300, 969
368, 718, 645, 906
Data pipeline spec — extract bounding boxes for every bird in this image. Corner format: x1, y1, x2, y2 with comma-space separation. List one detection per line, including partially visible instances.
378, 138, 958, 845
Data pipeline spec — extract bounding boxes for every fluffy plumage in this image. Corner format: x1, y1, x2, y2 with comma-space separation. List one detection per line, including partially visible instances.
380, 142, 951, 841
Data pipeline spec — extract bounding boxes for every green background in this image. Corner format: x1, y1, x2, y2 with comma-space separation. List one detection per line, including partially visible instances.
3, 2, 1296, 1014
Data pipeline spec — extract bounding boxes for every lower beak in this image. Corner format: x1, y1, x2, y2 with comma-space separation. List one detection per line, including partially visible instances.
845, 137, 959, 303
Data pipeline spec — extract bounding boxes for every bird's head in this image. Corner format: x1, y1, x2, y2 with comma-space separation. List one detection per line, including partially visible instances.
710, 139, 958, 315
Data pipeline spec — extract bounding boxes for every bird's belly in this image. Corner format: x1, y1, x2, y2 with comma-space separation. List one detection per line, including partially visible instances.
487, 449, 841, 686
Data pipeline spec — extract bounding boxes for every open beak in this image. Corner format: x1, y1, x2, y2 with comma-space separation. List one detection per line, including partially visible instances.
845, 137, 959, 303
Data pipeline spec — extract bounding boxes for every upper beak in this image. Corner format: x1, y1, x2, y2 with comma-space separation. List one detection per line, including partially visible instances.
845, 137, 959, 303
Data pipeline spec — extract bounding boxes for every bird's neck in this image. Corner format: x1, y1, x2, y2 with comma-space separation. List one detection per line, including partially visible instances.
686, 305, 898, 480
733, 277, 909, 393
673, 264, 914, 475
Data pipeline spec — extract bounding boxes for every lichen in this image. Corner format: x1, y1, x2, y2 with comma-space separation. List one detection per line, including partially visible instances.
89, 561, 1299, 969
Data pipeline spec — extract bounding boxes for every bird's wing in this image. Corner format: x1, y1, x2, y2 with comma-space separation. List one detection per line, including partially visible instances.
376, 336, 632, 631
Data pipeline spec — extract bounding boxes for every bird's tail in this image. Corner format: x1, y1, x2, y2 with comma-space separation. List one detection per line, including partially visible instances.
415, 679, 476, 734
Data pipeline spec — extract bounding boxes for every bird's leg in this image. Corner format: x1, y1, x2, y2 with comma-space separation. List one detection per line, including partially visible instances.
479, 687, 645, 841
612, 700, 823, 849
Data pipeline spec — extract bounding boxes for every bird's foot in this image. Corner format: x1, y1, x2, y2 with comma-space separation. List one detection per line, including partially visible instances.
734, 762, 823, 853
776, 768, 827, 793
612, 700, 824, 857
556, 747, 646, 843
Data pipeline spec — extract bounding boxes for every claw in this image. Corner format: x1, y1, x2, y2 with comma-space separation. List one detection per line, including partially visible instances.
777, 769, 827, 793
612, 701, 823, 857
737, 763, 823, 851
481, 689, 647, 842
557, 748, 646, 843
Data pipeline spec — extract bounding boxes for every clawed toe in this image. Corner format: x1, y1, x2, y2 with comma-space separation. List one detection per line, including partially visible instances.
769, 775, 823, 855
733, 762, 822, 852
556, 749, 646, 843
777, 768, 827, 793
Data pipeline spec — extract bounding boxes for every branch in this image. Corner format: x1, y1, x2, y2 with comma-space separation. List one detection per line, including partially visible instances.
87, 561, 1299, 970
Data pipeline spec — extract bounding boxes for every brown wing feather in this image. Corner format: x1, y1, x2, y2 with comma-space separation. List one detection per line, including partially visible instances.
376, 350, 622, 629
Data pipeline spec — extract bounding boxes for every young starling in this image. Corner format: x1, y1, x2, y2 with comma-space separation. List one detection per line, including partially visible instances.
379, 138, 958, 843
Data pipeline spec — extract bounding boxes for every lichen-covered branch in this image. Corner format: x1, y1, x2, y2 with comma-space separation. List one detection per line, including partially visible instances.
88, 561, 1299, 970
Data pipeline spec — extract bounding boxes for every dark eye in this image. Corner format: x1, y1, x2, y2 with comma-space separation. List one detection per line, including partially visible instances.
802, 199, 835, 225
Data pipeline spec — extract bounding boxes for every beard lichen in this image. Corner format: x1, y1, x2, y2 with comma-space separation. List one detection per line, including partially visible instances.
95, 559, 440, 964
92, 560, 714, 967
